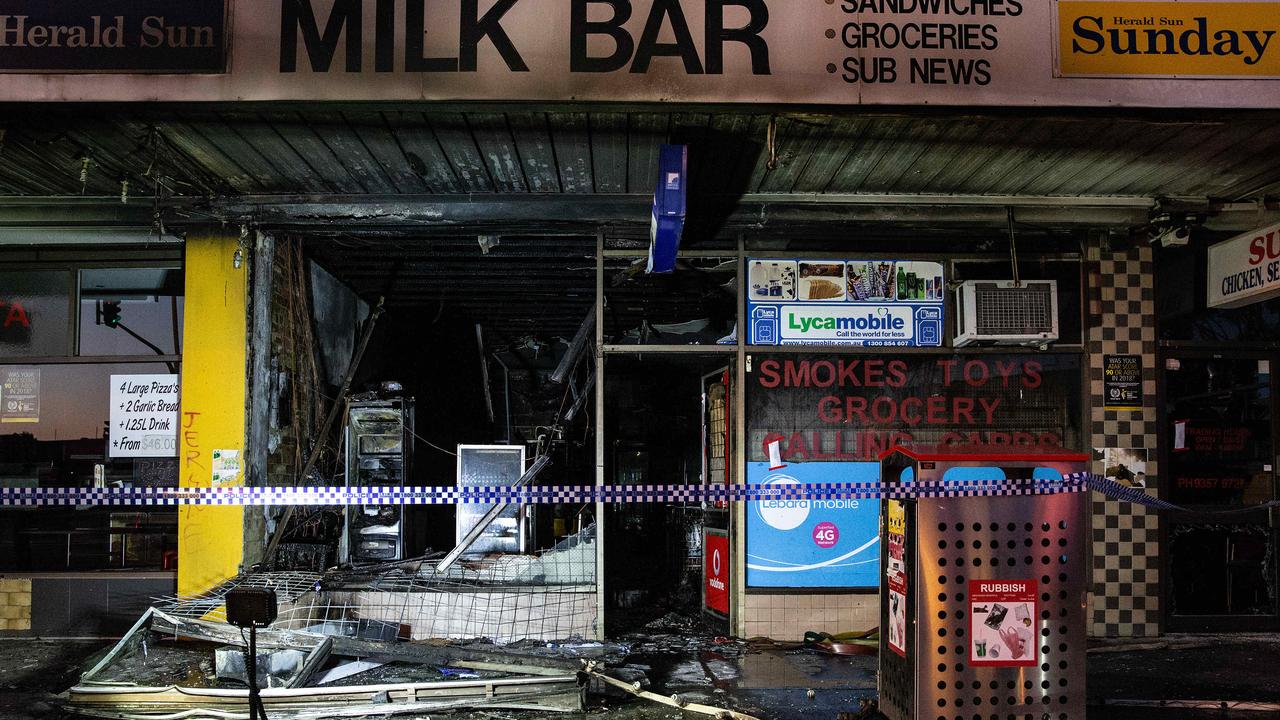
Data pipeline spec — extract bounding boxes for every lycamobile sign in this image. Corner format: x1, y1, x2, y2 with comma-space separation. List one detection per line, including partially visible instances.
786, 307, 908, 337
748, 259, 944, 347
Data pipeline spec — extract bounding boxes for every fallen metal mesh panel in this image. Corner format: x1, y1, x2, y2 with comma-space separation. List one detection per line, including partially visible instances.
155, 526, 597, 642
278, 526, 598, 642
152, 571, 323, 621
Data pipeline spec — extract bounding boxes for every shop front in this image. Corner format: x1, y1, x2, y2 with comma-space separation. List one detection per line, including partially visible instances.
1, 0, 1279, 643
727, 252, 1085, 639
1156, 223, 1280, 631
0, 244, 185, 634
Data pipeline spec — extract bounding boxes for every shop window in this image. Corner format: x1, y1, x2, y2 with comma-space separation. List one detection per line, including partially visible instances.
0, 362, 180, 487
1157, 242, 1280, 343
79, 268, 184, 356
744, 352, 1084, 590
1, 257, 183, 572
0, 361, 180, 571
1164, 355, 1276, 621
1171, 524, 1276, 617
602, 254, 737, 345
0, 270, 73, 358
1165, 358, 1273, 506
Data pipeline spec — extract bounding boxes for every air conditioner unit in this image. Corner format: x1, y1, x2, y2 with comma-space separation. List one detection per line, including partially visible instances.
954, 280, 1059, 347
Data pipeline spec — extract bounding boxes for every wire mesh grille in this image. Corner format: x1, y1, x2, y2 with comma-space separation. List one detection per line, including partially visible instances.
153, 527, 597, 643
152, 571, 322, 622
974, 285, 1055, 336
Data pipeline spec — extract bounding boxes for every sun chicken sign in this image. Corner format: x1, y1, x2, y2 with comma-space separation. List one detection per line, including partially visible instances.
1207, 221, 1280, 309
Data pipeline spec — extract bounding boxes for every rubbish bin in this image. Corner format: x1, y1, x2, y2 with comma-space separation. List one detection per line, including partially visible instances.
877, 445, 1090, 720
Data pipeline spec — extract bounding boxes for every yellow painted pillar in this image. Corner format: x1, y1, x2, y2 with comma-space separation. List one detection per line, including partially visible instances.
178, 233, 248, 596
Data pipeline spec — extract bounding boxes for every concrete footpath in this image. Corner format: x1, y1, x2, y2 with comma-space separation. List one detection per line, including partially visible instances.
1, 632, 1277, 719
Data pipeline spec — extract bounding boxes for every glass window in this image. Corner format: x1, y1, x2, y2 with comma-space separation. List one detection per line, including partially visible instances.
0, 362, 180, 488
1170, 524, 1275, 617
79, 268, 184, 356
1165, 357, 1273, 506
0, 270, 73, 358
1156, 242, 1280, 343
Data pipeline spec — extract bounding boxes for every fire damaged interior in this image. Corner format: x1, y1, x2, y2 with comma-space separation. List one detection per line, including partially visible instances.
1, 98, 1279, 720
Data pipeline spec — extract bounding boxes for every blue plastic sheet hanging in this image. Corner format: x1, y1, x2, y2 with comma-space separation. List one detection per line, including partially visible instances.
646, 144, 688, 274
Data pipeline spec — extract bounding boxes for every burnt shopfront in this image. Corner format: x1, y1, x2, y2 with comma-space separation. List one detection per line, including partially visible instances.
1, 0, 1280, 641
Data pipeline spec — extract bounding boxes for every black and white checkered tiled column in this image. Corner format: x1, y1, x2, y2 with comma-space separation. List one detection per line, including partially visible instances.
1087, 243, 1162, 638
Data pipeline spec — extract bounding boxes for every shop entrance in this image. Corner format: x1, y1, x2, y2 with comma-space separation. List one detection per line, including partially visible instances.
1162, 352, 1279, 630
602, 355, 731, 634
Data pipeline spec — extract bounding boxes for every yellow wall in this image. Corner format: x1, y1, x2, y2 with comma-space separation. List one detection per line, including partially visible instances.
178, 233, 248, 596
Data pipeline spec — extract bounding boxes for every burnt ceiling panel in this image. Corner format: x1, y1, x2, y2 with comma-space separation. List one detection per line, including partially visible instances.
2, 106, 1277, 206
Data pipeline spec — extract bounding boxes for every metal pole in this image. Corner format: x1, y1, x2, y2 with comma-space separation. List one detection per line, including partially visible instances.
732, 232, 747, 637
552, 305, 597, 385
594, 232, 606, 640
247, 625, 262, 720
476, 324, 495, 425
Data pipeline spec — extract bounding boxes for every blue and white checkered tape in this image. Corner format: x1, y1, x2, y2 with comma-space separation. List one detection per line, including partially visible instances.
0, 473, 1184, 507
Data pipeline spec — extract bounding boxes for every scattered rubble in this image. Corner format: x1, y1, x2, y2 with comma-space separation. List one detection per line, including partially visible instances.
65, 607, 593, 719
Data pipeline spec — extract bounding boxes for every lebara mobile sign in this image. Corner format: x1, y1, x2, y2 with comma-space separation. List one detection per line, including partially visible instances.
1056, 1, 1280, 78
745, 461, 880, 589
1207, 221, 1280, 309
747, 259, 945, 347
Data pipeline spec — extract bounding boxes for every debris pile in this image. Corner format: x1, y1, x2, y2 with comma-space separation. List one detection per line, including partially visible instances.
66, 607, 608, 719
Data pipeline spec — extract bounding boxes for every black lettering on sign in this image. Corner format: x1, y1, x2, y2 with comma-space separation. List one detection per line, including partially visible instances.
632, 0, 704, 74
460, 0, 527, 72
571, 0, 635, 72
571, 0, 770, 74
284, 0, 526, 74
405, 0, 459, 72
280, 0, 361, 72
909, 56, 990, 85
704, 0, 771, 74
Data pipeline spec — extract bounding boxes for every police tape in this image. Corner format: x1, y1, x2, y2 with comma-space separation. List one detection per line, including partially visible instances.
0, 473, 1176, 508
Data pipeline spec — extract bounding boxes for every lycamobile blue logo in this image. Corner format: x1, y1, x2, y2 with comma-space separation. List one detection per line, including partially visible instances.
788, 313, 905, 333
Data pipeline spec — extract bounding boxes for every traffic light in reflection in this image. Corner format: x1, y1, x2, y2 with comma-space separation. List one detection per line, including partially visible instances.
100, 300, 122, 328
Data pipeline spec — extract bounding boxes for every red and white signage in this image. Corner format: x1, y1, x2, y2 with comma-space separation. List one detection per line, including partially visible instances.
969, 579, 1038, 667
1208, 221, 1280, 309
704, 531, 730, 615
886, 574, 907, 658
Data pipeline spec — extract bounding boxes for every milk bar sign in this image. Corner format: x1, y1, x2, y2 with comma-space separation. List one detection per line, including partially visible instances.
0, 0, 227, 73
1208, 221, 1280, 309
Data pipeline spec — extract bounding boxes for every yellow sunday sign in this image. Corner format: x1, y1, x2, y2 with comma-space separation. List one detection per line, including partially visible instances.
1057, 1, 1280, 77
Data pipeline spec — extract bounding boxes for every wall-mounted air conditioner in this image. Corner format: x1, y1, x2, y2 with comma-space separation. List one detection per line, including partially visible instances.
954, 280, 1059, 347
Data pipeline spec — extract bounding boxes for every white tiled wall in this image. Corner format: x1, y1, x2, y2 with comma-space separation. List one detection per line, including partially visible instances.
741, 592, 879, 641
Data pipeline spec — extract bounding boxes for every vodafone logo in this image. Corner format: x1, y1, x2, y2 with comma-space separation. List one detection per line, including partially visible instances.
708, 548, 727, 592
756, 474, 810, 530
